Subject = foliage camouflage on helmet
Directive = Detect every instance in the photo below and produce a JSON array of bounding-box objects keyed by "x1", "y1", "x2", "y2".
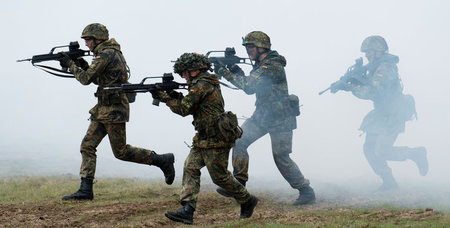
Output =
[
  {"x1": 360, "y1": 35, "x2": 388, "y2": 52},
  {"x1": 81, "y1": 23, "x2": 109, "y2": 40},
  {"x1": 173, "y1": 53, "x2": 212, "y2": 75},
  {"x1": 242, "y1": 31, "x2": 271, "y2": 49}
]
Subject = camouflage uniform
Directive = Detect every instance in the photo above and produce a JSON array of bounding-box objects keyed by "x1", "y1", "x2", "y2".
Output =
[
  {"x1": 221, "y1": 50, "x2": 310, "y2": 189},
  {"x1": 162, "y1": 72, "x2": 250, "y2": 209},
  {"x1": 67, "y1": 38, "x2": 156, "y2": 179},
  {"x1": 349, "y1": 52, "x2": 427, "y2": 185}
]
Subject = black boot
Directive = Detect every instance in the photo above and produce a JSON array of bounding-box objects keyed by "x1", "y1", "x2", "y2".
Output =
[
  {"x1": 151, "y1": 153, "x2": 175, "y2": 185},
  {"x1": 216, "y1": 178, "x2": 246, "y2": 198},
  {"x1": 62, "y1": 178, "x2": 94, "y2": 200},
  {"x1": 240, "y1": 195, "x2": 258, "y2": 219},
  {"x1": 165, "y1": 203, "x2": 195, "y2": 225},
  {"x1": 293, "y1": 185, "x2": 316, "y2": 205}
]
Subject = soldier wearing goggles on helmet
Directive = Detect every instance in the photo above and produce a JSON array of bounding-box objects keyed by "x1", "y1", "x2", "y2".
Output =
[{"x1": 215, "y1": 31, "x2": 316, "y2": 205}]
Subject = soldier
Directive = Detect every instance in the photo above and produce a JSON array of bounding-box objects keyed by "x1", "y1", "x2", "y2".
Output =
[
  {"x1": 329, "y1": 35, "x2": 428, "y2": 191},
  {"x1": 214, "y1": 31, "x2": 316, "y2": 205},
  {"x1": 153, "y1": 53, "x2": 258, "y2": 224},
  {"x1": 59, "y1": 23, "x2": 175, "y2": 200}
]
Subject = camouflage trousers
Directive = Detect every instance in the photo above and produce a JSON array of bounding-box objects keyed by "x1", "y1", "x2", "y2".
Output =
[
  {"x1": 180, "y1": 146, "x2": 250, "y2": 209},
  {"x1": 364, "y1": 131, "x2": 418, "y2": 177},
  {"x1": 79, "y1": 121, "x2": 155, "y2": 179},
  {"x1": 232, "y1": 118, "x2": 310, "y2": 189}
]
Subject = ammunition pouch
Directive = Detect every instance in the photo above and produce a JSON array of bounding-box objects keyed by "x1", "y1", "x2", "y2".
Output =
[
  {"x1": 262, "y1": 94, "x2": 301, "y2": 118},
  {"x1": 195, "y1": 111, "x2": 243, "y2": 143},
  {"x1": 288, "y1": 94, "x2": 301, "y2": 116},
  {"x1": 399, "y1": 94, "x2": 416, "y2": 121}
]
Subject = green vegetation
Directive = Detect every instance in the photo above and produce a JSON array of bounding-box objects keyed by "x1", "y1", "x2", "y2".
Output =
[{"x1": 0, "y1": 176, "x2": 448, "y2": 227}]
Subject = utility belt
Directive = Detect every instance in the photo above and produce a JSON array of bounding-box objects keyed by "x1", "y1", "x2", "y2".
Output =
[
  {"x1": 95, "y1": 87, "x2": 123, "y2": 105},
  {"x1": 194, "y1": 111, "x2": 243, "y2": 143}
]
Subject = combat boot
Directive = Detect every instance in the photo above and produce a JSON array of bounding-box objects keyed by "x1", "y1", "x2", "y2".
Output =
[
  {"x1": 410, "y1": 147, "x2": 428, "y2": 176},
  {"x1": 240, "y1": 195, "x2": 258, "y2": 219},
  {"x1": 165, "y1": 203, "x2": 195, "y2": 225},
  {"x1": 293, "y1": 185, "x2": 316, "y2": 205},
  {"x1": 151, "y1": 152, "x2": 175, "y2": 185},
  {"x1": 216, "y1": 178, "x2": 246, "y2": 198},
  {"x1": 62, "y1": 178, "x2": 94, "y2": 200},
  {"x1": 377, "y1": 173, "x2": 398, "y2": 191}
]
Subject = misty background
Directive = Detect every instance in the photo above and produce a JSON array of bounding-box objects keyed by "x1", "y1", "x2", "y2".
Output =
[{"x1": 1, "y1": 0, "x2": 449, "y2": 210}]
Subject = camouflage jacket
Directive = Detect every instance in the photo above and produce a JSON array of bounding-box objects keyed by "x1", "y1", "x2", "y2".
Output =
[
  {"x1": 350, "y1": 53, "x2": 416, "y2": 133},
  {"x1": 69, "y1": 38, "x2": 130, "y2": 123},
  {"x1": 165, "y1": 72, "x2": 235, "y2": 148},
  {"x1": 222, "y1": 50, "x2": 296, "y2": 132}
]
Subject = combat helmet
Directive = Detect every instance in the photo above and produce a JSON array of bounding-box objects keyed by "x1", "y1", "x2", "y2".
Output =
[
  {"x1": 173, "y1": 53, "x2": 212, "y2": 75},
  {"x1": 81, "y1": 23, "x2": 109, "y2": 40},
  {"x1": 361, "y1": 35, "x2": 388, "y2": 52},
  {"x1": 242, "y1": 31, "x2": 271, "y2": 49}
]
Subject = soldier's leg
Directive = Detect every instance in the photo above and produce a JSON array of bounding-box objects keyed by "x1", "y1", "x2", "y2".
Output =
[
  {"x1": 270, "y1": 131, "x2": 315, "y2": 205},
  {"x1": 179, "y1": 147, "x2": 205, "y2": 210},
  {"x1": 165, "y1": 147, "x2": 202, "y2": 224},
  {"x1": 376, "y1": 133, "x2": 428, "y2": 176},
  {"x1": 63, "y1": 121, "x2": 106, "y2": 200},
  {"x1": 232, "y1": 119, "x2": 267, "y2": 182},
  {"x1": 204, "y1": 147, "x2": 257, "y2": 218},
  {"x1": 80, "y1": 121, "x2": 108, "y2": 179},
  {"x1": 105, "y1": 122, "x2": 175, "y2": 184},
  {"x1": 364, "y1": 132, "x2": 398, "y2": 190},
  {"x1": 206, "y1": 147, "x2": 250, "y2": 203}
]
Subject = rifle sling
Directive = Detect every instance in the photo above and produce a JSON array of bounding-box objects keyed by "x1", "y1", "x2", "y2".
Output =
[
  {"x1": 33, "y1": 64, "x2": 75, "y2": 78},
  {"x1": 219, "y1": 81, "x2": 239, "y2": 90}
]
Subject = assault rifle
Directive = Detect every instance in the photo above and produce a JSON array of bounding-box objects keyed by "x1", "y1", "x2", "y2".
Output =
[
  {"x1": 17, "y1": 41, "x2": 91, "y2": 78},
  {"x1": 319, "y1": 57, "x2": 367, "y2": 95},
  {"x1": 206, "y1": 47, "x2": 252, "y2": 67},
  {"x1": 103, "y1": 73, "x2": 188, "y2": 106}
]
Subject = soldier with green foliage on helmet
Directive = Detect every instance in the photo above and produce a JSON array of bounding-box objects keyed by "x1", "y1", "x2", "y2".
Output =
[
  {"x1": 152, "y1": 53, "x2": 258, "y2": 225},
  {"x1": 329, "y1": 35, "x2": 428, "y2": 191},
  {"x1": 59, "y1": 23, "x2": 175, "y2": 201},
  {"x1": 214, "y1": 31, "x2": 316, "y2": 205}
]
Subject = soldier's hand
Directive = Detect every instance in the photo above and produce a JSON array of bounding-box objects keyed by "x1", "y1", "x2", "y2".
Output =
[
  {"x1": 75, "y1": 58, "x2": 89, "y2": 70},
  {"x1": 167, "y1": 90, "x2": 183, "y2": 99},
  {"x1": 228, "y1": 64, "x2": 244, "y2": 76},
  {"x1": 59, "y1": 53, "x2": 73, "y2": 69},
  {"x1": 151, "y1": 91, "x2": 171, "y2": 103},
  {"x1": 214, "y1": 65, "x2": 228, "y2": 77},
  {"x1": 330, "y1": 82, "x2": 340, "y2": 93}
]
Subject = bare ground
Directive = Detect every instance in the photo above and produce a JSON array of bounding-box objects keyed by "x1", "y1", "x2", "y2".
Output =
[{"x1": 0, "y1": 182, "x2": 447, "y2": 228}]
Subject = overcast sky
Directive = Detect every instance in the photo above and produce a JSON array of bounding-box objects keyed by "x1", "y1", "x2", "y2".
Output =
[{"x1": 1, "y1": 1, "x2": 449, "y2": 195}]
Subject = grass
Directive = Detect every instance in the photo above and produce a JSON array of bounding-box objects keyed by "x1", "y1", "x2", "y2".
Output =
[{"x1": 0, "y1": 176, "x2": 449, "y2": 227}]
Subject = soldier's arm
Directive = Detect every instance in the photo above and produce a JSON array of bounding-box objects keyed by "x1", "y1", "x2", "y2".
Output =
[
  {"x1": 165, "y1": 81, "x2": 209, "y2": 116},
  {"x1": 351, "y1": 62, "x2": 397, "y2": 99},
  {"x1": 69, "y1": 50, "x2": 112, "y2": 85},
  {"x1": 222, "y1": 62, "x2": 275, "y2": 95}
]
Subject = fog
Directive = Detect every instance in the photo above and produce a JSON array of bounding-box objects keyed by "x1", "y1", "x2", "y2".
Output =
[{"x1": 1, "y1": 0, "x2": 449, "y2": 211}]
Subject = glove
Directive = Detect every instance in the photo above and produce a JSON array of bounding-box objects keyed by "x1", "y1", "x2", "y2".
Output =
[
  {"x1": 74, "y1": 58, "x2": 89, "y2": 70},
  {"x1": 59, "y1": 52, "x2": 74, "y2": 69},
  {"x1": 151, "y1": 90, "x2": 171, "y2": 103},
  {"x1": 167, "y1": 90, "x2": 183, "y2": 99},
  {"x1": 228, "y1": 64, "x2": 244, "y2": 76}
]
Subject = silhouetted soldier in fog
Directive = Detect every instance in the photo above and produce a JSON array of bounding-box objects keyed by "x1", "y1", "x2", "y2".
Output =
[{"x1": 329, "y1": 35, "x2": 428, "y2": 191}]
